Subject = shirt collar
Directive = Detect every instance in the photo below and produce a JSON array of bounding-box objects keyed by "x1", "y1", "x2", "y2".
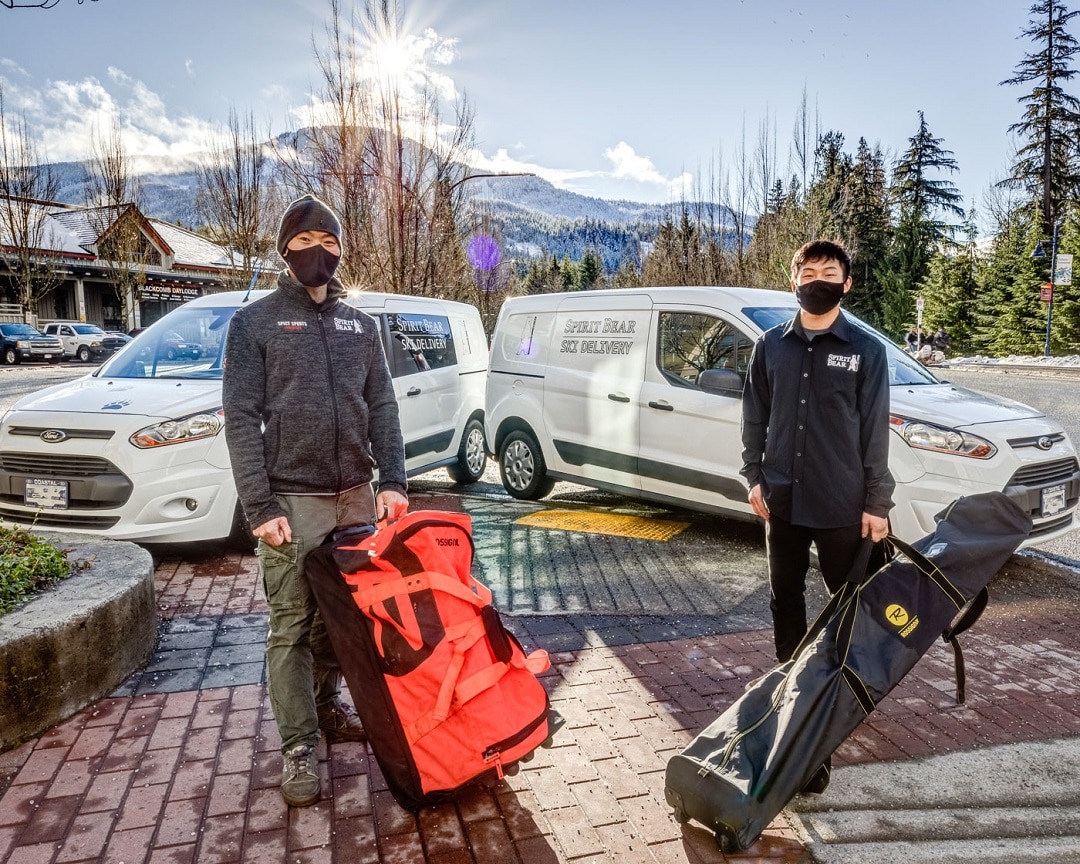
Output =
[
  {"x1": 782, "y1": 310, "x2": 852, "y2": 344},
  {"x1": 276, "y1": 269, "x2": 347, "y2": 309}
]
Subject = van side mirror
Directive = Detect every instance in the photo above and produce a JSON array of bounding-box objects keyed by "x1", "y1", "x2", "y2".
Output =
[{"x1": 698, "y1": 368, "x2": 744, "y2": 398}]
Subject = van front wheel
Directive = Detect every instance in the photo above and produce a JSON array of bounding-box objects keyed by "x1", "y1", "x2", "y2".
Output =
[{"x1": 499, "y1": 430, "x2": 555, "y2": 500}]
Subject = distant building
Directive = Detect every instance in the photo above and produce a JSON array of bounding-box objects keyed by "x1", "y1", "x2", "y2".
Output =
[{"x1": 0, "y1": 195, "x2": 274, "y2": 331}]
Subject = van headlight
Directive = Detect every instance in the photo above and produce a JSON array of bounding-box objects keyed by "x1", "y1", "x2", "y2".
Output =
[
  {"x1": 130, "y1": 408, "x2": 225, "y2": 448},
  {"x1": 889, "y1": 415, "x2": 996, "y2": 459}
]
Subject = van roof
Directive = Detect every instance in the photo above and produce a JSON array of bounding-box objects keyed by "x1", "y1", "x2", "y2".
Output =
[
  {"x1": 502, "y1": 285, "x2": 797, "y2": 309},
  {"x1": 183, "y1": 289, "x2": 480, "y2": 313}
]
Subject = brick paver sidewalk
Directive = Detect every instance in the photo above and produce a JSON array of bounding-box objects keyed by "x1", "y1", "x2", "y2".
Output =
[{"x1": 1, "y1": 515, "x2": 1077, "y2": 863}]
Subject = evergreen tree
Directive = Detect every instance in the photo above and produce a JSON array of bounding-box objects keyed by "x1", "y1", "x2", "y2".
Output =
[
  {"x1": 1000, "y1": 0, "x2": 1080, "y2": 229},
  {"x1": 878, "y1": 112, "x2": 964, "y2": 336},
  {"x1": 919, "y1": 213, "x2": 982, "y2": 354},
  {"x1": 840, "y1": 139, "x2": 892, "y2": 327},
  {"x1": 577, "y1": 248, "x2": 604, "y2": 290}
]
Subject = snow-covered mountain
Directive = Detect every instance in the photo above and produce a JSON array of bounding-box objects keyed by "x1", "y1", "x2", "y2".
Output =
[{"x1": 45, "y1": 143, "x2": 737, "y2": 269}]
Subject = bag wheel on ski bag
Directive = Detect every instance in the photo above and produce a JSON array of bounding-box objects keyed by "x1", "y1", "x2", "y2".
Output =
[
  {"x1": 306, "y1": 510, "x2": 559, "y2": 811},
  {"x1": 664, "y1": 491, "x2": 1031, "y2": 852}
]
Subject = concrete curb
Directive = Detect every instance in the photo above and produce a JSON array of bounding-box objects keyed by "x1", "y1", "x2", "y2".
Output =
[{"x1": 0, "y1": 535, "x2": 155, "y2": 752}]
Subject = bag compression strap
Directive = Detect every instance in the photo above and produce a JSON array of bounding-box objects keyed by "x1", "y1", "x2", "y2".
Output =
[{"x1": 884, "y1": 534, "x2": 989, "y2": 704}]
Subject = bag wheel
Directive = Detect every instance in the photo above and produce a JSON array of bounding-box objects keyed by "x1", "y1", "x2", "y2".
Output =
[
  {"x1": 503, "y1": 761, "x2": 521, "y2": 777},
  {"x1": 519, "y1": 750, "x2": 535, "y2": 763},
  {"x1": 672, "y1": 804, "x2": 688, "y2": 824}
]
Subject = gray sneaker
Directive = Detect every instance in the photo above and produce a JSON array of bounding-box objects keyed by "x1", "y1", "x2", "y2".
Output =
[{"x1": 281, "y1": 744, "x2": 320, "y2": 807}]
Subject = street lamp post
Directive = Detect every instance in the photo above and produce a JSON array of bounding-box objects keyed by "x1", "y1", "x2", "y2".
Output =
[{"x1": 1032, "y1": 221, "x2": 1059, "y2": 357}]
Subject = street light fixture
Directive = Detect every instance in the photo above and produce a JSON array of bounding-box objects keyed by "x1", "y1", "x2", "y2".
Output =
[{"x1": 1031, "y1": 221, "x2": 1059, "y2": 358}]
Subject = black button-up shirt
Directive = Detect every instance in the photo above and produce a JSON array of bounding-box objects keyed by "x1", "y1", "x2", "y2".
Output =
[{"x1": 740, "y1": 311, "x2": 895, "y2": 528}]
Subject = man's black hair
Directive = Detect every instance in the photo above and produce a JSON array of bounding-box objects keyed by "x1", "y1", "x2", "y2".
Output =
[{"x1": 792, "y1": 239, "x2": 851, "y2": 281}]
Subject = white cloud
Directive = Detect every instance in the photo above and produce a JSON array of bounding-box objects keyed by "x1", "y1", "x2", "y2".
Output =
[
  {"x1": 603, "y1": 141, "x2": 692, "y2": 197},
  {"x1": 0, "y1": 67, "x2": 216, "y2": 164},
  {"x1": 185, "y1": 59, "x2": 196, "y2": 79}
]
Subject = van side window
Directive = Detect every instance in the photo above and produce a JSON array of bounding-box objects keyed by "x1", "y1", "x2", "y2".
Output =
[
  {"x1": 386, "y1": 312, "x2": 457, "y2": 376},
  {"x1": 657, "y1": 312, "x2": 754, "y2": 388}
]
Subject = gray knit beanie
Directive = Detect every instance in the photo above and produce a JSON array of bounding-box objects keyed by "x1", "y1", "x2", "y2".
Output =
[{"x1": 276, "y1": 195, "x2": 343, "y2": 256}]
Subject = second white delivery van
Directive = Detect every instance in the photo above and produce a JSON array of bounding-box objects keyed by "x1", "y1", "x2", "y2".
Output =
[{"x1": 485, "y1": 286, "x2": 1079, "y2": 546}]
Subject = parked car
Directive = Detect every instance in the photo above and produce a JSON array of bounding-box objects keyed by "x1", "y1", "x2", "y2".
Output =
[
  {"x1": 106, "y1": 331, "x2": 133, "y2": 344},
  {"x1": 41, "y1": 322, "x2": 127, "y2": 362},
  {"x1": 485, "y1": 286, "x2": 1080, "y2": 548},
  {"x1": 155, "y1": 330, "x2": 202, "y2": 361},
  {"x1": 0, "y1": 290, "x2": 489, "y2": 545},
  {"x1": 0, "y1": 323, "x2": 63, "y2": 366}
]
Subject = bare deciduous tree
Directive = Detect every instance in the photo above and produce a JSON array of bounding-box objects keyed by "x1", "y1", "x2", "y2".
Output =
[
  {"x1": 84, "y1": 117, "x2": 148, "y2": 329},
  {"x1": 0, "y1": 84, "x2": 63, "y2": 317},
  {"x1": 196, "y1": 107, "x2": 279, "y2": 291},
  {"x1": 275, "y1": 0, "x2": 476, "y2": 298}
]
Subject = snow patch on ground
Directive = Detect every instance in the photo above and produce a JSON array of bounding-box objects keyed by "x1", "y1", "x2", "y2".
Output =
[{"x1": 946, "y1": 354, "x2": 1080, "y2": 367}]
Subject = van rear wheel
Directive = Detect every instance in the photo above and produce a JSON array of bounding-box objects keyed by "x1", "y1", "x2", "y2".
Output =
[
  {"x1": 447, "y1": 418, "x2": 487, "y2": 485},
  {"x1": 499, "y1": 430, "x2": 555, "y2": 500}
]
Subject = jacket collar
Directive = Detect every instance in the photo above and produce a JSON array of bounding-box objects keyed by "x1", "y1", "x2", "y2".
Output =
[{"x1": 276, "y1": 269, "x2": 347, "y2": 311}]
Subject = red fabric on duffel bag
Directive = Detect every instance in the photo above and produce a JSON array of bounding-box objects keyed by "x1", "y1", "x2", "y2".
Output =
[{"x1": 306, "y1": 510, "x2": 556, "y2": 810}]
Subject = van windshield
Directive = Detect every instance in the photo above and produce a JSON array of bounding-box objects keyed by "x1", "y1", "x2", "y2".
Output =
[
  {"x1": 97, "y1": 305, "x2": 238, "y2": 380},
  {"x1": 741, "y1": 304, "x2": 940, "y2": 387}
]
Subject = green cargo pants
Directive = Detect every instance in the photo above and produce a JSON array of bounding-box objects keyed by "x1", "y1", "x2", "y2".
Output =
[{"x1": 256, "y1": 485, "x2": 376, "y2": 752}]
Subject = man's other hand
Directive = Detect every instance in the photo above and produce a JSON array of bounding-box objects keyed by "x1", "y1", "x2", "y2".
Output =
[
  {"x1": 748, "y1": 484, "x2": 770, "y2": 521},
  {"x1": 862, "y1": 512, "x2": 889, "y2": 542},
  {"x1": 376, "y1": 489, "x2": 409, "y2": 521},
  {"x1": 254, "y1": 516, "x2": 292, "y2": 546}
]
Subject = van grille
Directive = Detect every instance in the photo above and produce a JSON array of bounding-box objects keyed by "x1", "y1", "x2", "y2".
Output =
[
  {"x1": 1008, "y1": 457, "x2": 1078, "y2": 487},
  {"x1": 0, "y1": 505, "x2": 120, "y2": 530},
  {"x1": 0, "y1": 453, "x2": 114, "y2": 477}
]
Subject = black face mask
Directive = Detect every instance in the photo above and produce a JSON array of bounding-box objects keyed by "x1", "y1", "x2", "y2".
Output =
[
  {"x1": 795, "y1": 279, "x2": 846, "y2": 316},
  {"x1": 286, "y1": 245, "x2": 340, "y2": 288}
]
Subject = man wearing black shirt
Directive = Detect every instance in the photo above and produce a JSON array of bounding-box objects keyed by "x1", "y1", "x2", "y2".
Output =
[{"x1": 741, "y1": 240, "x2": 895, "y2": 664}]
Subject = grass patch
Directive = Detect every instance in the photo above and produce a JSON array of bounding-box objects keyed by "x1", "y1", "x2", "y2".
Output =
[{"x1": 0, "y1": 524, "x2": 75, "y2": 616}]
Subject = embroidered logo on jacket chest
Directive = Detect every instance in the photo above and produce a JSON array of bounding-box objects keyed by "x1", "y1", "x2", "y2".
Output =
[
  {"x1": 277, "y1": 320, "x2": 308, "y2": 332},
  {"x1": 826, "y1": 352, "x2": 861, "y2": 372},
  {"x1": 334, "y1": 317, "x2": 363, "y2": 334}
]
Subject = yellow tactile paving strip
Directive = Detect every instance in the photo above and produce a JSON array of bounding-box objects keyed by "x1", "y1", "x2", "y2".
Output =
[{"x1": 514, "y1": 509, "x2": 690, "y2": 541}]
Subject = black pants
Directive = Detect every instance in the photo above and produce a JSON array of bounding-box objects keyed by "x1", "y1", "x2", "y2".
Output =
[{"x1": 765, "y1": 515, "x2": 881, "y2": 663}]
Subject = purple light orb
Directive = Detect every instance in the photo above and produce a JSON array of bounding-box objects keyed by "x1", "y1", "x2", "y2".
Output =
[{"x1": 467, "y1": 234, "x2": 500, "y2": 271}]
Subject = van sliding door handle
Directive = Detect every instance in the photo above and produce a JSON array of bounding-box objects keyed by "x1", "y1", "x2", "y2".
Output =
[
  {"x1": 407, "y1": 387, "x2": 422, "y2": 397},
  {"x1": 607, "y1": 393, "x2": 630, "y2": 403},
  {"x1": 648, "y1": 401, "x2": 674, "y2": 411}
]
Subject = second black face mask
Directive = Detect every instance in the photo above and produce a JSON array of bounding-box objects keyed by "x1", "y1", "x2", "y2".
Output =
[
  {"x1": 287, "y1": 245, "x2": 340, "y2": 287},
  {"x1": 795, "y1": 279, "x2": 846, "y2": 316}
]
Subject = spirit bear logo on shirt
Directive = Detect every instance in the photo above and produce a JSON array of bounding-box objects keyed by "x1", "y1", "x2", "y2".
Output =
[{"x1": 827, "y1": 352, "x2": 861, "y2": 372}]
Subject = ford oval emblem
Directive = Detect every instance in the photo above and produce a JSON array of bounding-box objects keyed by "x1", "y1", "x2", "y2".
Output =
[
  {"x1": 1037, "y1": 436, "x2": 1053, "y2": 451},
  {"x1": 40, "y1": 429, "x2": 67, "y2": 444}
]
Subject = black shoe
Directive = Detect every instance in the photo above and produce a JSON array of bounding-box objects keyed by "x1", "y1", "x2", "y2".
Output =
[
  {"x1": 800, "y1": 761, "x2": 831, "y2": 795},
  {"x1": 318, "y1": 698, "x2": 368, "y2": 743}
]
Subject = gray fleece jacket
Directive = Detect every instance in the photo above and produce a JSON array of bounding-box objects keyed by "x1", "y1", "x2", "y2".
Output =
[{"x1": 223, "y1": 272, "x2": 407, "y2": 529}]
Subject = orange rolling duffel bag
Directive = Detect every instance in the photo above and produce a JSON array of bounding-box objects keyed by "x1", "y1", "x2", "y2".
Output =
[{"x1": 306, "y1": 510, "x2": 559, "y2": 810}]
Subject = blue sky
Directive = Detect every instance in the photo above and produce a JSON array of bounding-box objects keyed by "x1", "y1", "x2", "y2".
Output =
[{"x1": 0, "y1": 0, "x2": 1046, "y2": 221}]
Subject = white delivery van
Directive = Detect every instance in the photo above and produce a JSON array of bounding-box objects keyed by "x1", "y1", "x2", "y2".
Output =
[
  {"x1": 0, "y1": 290, "x2": 488, "y2": 545},
  {"x1": 485, "y1": 286, "x2": 1080, "y2": 547}
]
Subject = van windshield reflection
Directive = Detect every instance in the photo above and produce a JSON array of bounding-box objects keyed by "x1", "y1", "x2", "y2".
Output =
[
  {"x1": 97, "y1": 306, "x2": 236, "y2": 380},
  {"x1": 741, "y1": 305, "x2": 940, "y2": 387}
]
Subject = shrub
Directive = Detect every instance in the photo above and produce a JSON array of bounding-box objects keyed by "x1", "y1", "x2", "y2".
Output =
[{"x1": 0, "y1": 523, "x2": 72, "y2": 616}]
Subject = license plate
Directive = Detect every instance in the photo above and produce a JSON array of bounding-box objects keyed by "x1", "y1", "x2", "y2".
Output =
[
  {"x1": 24, "y1": 478, "x2": 69, "y2": 510},
  {"x1": 43, "y1": 354, "x2": 52, "y2": 359},
  {"x1": 1041, "y1": 483, "x2": 1067, "y2": 518}
]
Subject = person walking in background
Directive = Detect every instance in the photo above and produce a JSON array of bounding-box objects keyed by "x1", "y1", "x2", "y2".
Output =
[
  {"x1": 932, "y1": 326, "x2": 951, "y2": 357},
  {"x1": 223, "y1": 194, "x2": 409, "y2": 807}
]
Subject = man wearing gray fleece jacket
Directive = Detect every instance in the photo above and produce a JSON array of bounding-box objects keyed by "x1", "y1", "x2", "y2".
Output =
[{"x1": 223, "y1": 195, "x2": 408, "y2": 807}]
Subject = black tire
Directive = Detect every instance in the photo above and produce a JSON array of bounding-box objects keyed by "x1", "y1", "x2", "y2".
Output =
[
  {"x1": 3, "y1": 346, "x2": 18, "y2": 366},
  {"x1": 446, "y1": 418, "x2": 487, "y2": 485},
  {"x1": 226, "y1": 501, "x2": 256, "y2": 552},
  {"x1": 76, "y1": 345, "x2": 91, "y2": 362},
  {"x1": 498, "y1": 429, "x2": 555, "y2": 500}
]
